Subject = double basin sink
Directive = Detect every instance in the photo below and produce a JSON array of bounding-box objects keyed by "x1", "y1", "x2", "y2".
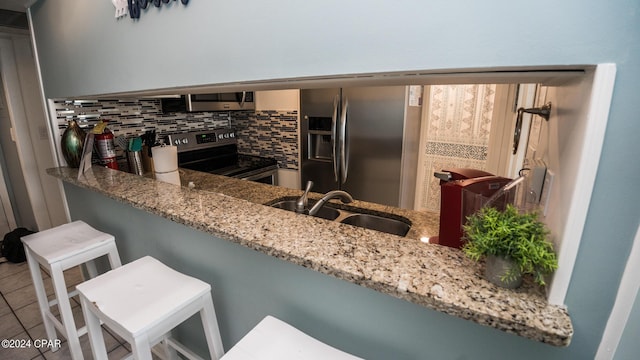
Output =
[{"x1": 266, "y1": 197, "x2": 411, "y2": 237}]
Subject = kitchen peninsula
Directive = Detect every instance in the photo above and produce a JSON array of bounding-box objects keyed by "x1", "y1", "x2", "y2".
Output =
[{"x1": 48, "y1": 166, "x2": 572, "y2": 359}]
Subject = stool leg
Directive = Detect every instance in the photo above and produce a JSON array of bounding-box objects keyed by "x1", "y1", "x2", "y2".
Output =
[
  {"x1": 160, "y1": 333, "x2": 179, "y2": 360},
  {"x1": 85, "y1": 260, "x2": 99, "y2": 278},
  {"x1": 200, "y1": 293, "x2": 224, "y2": 360},
  {"x1": 51, "y1": 263, "x2": 83, "y2": 360},
  {"x1": 85, "y1": 245, "x2": 122, "y2": 280},
  {"x1": 79, "y1": 295, "x2": 109, "y2": 360},
  {"x1": 24, "y1": 247, "x2": 59, "y2": 351},
  {"x1": 107, "y1": 245, "x2": 122, "y2": 269},
  {"x1": 132, "y1": 334, "x2": 154, "y2": 360}
]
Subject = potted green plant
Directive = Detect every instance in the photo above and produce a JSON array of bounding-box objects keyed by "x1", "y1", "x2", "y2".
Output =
[{"x1": 462, "y1": 204, "x2": 558, "y2": 288}]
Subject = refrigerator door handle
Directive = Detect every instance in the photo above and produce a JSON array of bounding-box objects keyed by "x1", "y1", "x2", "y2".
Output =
[
  {"x1": 340, "y1": 97, "x2": 349, "y2": 183},
  {"x1": 331, "y1": 95, "x2": 339, "y2": 182}
]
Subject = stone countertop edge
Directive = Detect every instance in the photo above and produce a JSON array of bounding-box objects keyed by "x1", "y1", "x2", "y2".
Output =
[{"x1": 47, "y1": 166, "x2": 573, "y2": 346}]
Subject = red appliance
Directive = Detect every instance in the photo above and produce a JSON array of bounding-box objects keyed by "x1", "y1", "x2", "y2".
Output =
[
  {"x1": 432, "y1": 168, "x2": 512, "y2": 249},
  {"x1": 94, "y1": 129, "x2": 118, "y2": 170}
]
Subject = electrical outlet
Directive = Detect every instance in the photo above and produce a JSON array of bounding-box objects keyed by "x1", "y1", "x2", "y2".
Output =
[
  {"x1": 529, "y1": 159, "x2": 547, "y2": 202},
  {"x1": 38, "y1": 125, "x2": 49, "y2": 140},
  {"x1": 541, "y1": 169, "x2": 555, "y2": 217}
]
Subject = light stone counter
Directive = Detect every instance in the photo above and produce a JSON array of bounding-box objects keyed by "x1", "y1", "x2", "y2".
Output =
[{"x1": 48, "y1": 166, "x2": 573, "y2": 346}]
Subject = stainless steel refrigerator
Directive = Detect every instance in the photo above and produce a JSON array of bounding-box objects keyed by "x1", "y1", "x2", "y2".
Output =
[{"x1": 300, "y1": 86, "x2": 419, "y2": 207}]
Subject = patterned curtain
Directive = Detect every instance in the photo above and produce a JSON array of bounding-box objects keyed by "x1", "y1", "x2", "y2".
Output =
[{"x1": 417, "y1": 84, "x2": 496, "y2": 211}]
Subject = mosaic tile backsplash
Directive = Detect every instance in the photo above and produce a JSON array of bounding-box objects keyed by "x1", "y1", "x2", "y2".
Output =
[
  {"x1": 53, "y1": 99, "x2": 299, "y2": 170},
  {"x1": 233, "y1": 110, "x2": 299, "y2": 169}
]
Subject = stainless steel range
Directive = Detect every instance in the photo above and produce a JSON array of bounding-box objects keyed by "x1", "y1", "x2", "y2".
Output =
[{"x1": 166, "y1": 129, "x2": 278, "y2": 185}]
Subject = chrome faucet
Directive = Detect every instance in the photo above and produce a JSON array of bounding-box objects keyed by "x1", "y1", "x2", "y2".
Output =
[
  {"x1": 308, "y1": 190, "x2": 353, "y2": 216},
  {"x1": 295, "y1": 181, "x2": 314, "y2": 214}
]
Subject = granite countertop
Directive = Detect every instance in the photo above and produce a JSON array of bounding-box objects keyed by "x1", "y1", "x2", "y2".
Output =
[
  {"x1": 48, "y1": 166, "x2": 573, "y2": 346},
  {"x1": 178, "y1": 168, "x2": 439, "y2": 241}
]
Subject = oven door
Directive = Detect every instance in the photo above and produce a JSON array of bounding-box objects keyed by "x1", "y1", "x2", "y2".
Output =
[{"x1": 177, "y1": 146, "x2": 238, "y2": 173}]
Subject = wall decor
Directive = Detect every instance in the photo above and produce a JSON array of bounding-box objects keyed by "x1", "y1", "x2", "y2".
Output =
[
  {"x1": 112, "y1": 0, "x2": 128, "y2": 18},
  {"x1": 112, "y1": 0, "x2": 189, "y2": 20}
]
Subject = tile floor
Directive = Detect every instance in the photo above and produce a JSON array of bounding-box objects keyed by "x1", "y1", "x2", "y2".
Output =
[{"x1": 0, "y1": 258, "x2": 132, "y2": 359}]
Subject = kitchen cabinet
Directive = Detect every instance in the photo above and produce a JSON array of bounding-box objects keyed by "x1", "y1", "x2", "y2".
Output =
[{"x1": 255, "y1": 89, "x2": 299, "y2": 111}]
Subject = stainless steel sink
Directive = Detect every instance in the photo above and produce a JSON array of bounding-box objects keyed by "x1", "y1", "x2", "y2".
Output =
[
  {"x1": 266, "y1": 197, "x2": 411, "y2": 236},
  {"x1": 340, "y1": 214, "x2": 411, "y2": 237},
  {"x1": 269, "y1": 200, "x2": 340, "y2": 221}
]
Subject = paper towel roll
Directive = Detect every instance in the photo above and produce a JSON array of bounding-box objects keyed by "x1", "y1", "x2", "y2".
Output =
[
  {"x1": 155, "y1": 170, "x2": 181, "y2": 185},
  {"x1": 151, "y1": 145, "x2": 178, "y2": 173}
]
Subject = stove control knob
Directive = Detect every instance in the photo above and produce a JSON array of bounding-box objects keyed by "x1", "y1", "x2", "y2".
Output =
[
  {"x1": 174, "y1": 139, "x2": 181, "y2": 146},
  {"x1": 181, "y1": 138, "x2": 189, "y2": 144}
]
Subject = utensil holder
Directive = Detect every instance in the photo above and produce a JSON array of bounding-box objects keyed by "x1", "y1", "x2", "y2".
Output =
[
  {"x1": 141, "y1": 145, "x2": 155, "y2": 174},
  {"x1": 127, "y1": 150, "x2": 144, "y2": 175}
]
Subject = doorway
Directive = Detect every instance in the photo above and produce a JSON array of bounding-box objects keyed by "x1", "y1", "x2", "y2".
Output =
[
  {"x1": 0, "y1": 146, "x2": 16, "y2": 236},
  {"x1": 413, "y1": 83, "x2": 536, "y2": 212},
  {"x1": 0, "y1": 84, "x2": 18, "y2": 237},
  {"x1": 0, "y1": 32, "x2": 68, "y2": 232}
]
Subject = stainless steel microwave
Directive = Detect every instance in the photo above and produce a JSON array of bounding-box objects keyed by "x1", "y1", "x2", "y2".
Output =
[{"x1": 161, "y1": 91, "x2": 255, "y2": 112}]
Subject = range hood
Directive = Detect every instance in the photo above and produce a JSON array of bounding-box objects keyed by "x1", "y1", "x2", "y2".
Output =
[{"x1": 161, "y1": 91, "x2": 255, "y2": 112}]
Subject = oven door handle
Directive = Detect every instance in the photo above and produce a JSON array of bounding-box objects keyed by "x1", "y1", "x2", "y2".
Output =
[{"x1": 239, "y1": 169, "x2": 278, "y2": 185}]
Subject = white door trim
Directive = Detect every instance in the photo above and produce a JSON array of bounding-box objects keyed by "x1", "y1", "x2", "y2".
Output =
[
  {"x1": 484, "y1": 84, "x2": 515, "y2": 176},
  {"x1": 413, "y1": 86, "x2": 431, "y2": 211},
  {"x1": 0, "y1": 149, "x2": 17, "y2": 231},
  {"x1": 0, "y1": 36, "x2": 51, "y2": 230},
  {"x1": 547, "y1": 63, "x2": 617, "y2": 304},
  {"x1": 595, "y1": 223, "x2": 640, "y2": 359}
]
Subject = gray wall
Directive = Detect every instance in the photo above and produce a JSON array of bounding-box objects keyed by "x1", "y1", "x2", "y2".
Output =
[
  {"x1": 30, "y1": 1, "x2": 640, "y2": 358},
  {"x1": 615, "y1": 290, "x2": 640, "y2": 359}
]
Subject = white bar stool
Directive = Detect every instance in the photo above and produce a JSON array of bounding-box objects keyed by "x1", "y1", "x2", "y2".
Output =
[
  {"x1": 220, "y1": 315, "x2": 364, "y2": 360},
  {"x1": 77, "y1": 256, "x2": 224, "y2": 360},
  {"x1": 77, "y1": 256, "x2": 362, "y2": 360},
  {"x1": 21, "y1": 220, "x2": 122, "y2": 360}
]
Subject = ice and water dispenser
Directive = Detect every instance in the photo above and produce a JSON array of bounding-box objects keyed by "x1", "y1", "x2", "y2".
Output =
[
  {"x1": 307, "y1": 117, "x2": 333, "y2": 161},
  {"x1": 432, "y1": 168, "x2": 515, "y2": 249}
]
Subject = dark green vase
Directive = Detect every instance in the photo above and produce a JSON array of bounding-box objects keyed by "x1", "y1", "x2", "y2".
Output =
[{"x1": 60, "y1": 120, "x2": 86, "y2": 168}]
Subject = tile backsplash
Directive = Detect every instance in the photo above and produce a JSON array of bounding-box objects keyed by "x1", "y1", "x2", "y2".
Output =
[
  {"x1": 53, "y1": 99, "x2": 299, "y2": 170},
  {"x1": 233, "y1": 110, "x2": 299, "y2": 169}
]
